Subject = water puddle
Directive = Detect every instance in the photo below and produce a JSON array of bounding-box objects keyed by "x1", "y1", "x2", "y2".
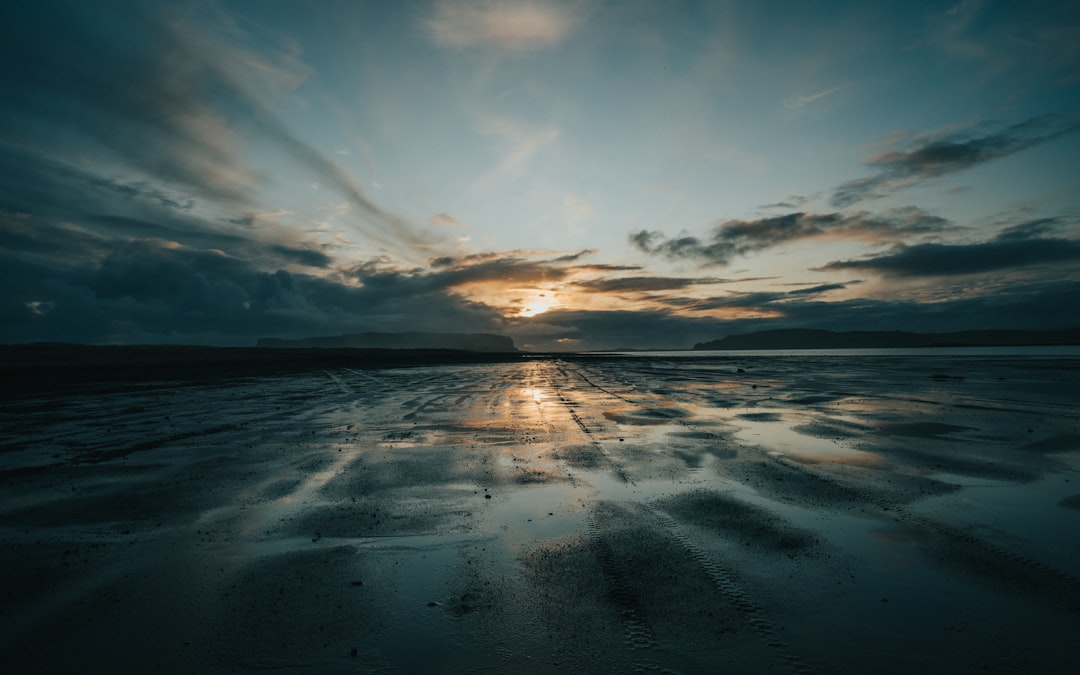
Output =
[
  {"x1": 478, "y1": 481, "x2": 586, "y2": 549},
  {"x1": 733, "y1": 410, "x2": 886, "y2": 467},
  {"x1": 909, "y1": 472, "x2": 1080, "y2": 575}
]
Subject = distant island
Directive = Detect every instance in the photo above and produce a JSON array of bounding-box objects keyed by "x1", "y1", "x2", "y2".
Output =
[
  {"x1": 258, "y1": 331, "x2": 519, "y2": 353},
  {"x1": 693, "y1": 328, "x2": 1080, "y2": 351}
]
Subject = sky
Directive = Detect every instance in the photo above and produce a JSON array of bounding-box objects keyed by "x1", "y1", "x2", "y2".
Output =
[{"x1": 2, "y1": 0, "x2": 1079, "y2": 351}]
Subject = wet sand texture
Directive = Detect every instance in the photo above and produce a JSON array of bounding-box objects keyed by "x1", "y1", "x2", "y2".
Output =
[{"x1": 1, "y1": 353, "x2": 1079, "y2": 673}]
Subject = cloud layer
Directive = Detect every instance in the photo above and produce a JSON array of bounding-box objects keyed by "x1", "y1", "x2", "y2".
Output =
[
  {"x1": 425, "y1": 0, "x2": 581, "y2": 50},
  {"x1": 0, "y1": 1, "x2": 427, "y2": 256},
  {"x1": 820, "y1": 222, "x2": 1080, "y2": 277},
  {"x1": 630, "y1": 208, "x2": 954, "y2": 266},
  {"x1": 832, "y1": 116, "x2": 1080, "y2": 207},
  {"x1": 2, "y1": 3, "x2": 1077, "y2": 351}
]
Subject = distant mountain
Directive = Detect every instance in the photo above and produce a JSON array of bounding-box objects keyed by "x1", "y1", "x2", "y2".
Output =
[
  {"x1": 693, "y1": 328, "x2": 1080, "y2": 350},
  {"x1": 257, "y1": 331, "x2": 518, "y2": 353}
]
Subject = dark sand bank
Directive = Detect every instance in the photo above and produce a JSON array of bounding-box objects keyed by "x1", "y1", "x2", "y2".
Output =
[{"x1": 1, "y1": 353, "x2": 1079, "y2": 672}]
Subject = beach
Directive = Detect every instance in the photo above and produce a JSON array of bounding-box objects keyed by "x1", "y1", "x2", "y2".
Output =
[{"x1": 2, "y1": 351, "x2": 1078, "y2": 673}]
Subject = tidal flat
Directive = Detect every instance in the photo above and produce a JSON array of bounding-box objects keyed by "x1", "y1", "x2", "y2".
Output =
[{"x1": 1, "y1": 352, "x2": 1079, "y2": 673}]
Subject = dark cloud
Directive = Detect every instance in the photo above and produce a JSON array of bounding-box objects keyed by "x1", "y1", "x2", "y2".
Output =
[
  {"x1": 786, "y1": 283, "x2": 851, "y2": 296},
  {"x1": 832, "y1": 116, "x2": 1080, "y2": 207},
  {"x1": 819, "y1": 236, "x2": 1080, "y2": 277},
  {"x1": 649, "y1": 282, "x2": 850, "y2": 312},
  {"x1": 568, "y1": 263, "x2": 644, "y2": 273},
  {"x1": 551, "y1": 249, "x2": 598, "y2": 263},
  {"x1": 572, "y1": 276, "x2": 735, "y2": 293},
  {"x1": 630, "y1": 208, "x2": 953, "y2": 266},
  {"x1": 628, "y1": 230, "x2": 660, "y2": 252},
  {"x1": 85, "y1": 215, "x2": 333, "y2": 269},
  {"x1": 87, "y1": 177, "x2": 195, "y2": 212},
  {"x1": 0, "y1": 1, "x2": 426, "y2": 255},
  {"x1": 4, "y1": 208, "x2": 1076, "y2": 349},
  {"x1": 0, "y1": 145, "x2": 334, "y2": 272},
  {"x1": 0, "y1": 147, "x2": 500, "y2": 346},
  {"x1": 0, "y1": 4, "x2": 255, "y2": 205},
  {"x1": 429, "y1": 252, "x2": 502, "y2": 268},
  {"x1": 0, "y1": 210, "x2": 109, "y2": 265},
  {"x1": 431, "y1": 248, "x2": 600, "y2": 270},
  {"x1": 359, "y1": 256, "x2": 568, "y2": 294},
  {"x1": 759, "y1": 194, "x2": 810, "y2": 210},
  {"x1": 0, "y1": 237, "x2": 506, "y2": 346},
  {"x1": 995, "y1": 217, "x2": 1063, "y2": 241}
]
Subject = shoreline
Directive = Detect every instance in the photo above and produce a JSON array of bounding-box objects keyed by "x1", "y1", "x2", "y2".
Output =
[{"x1": 4, "y1": 343, "x2": 1079, "y2": 395}]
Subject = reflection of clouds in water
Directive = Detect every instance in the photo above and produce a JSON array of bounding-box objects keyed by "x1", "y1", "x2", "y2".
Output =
[
  {"x1": 602, "y1": 407, "x2": 691, "y2": 426},
  {"x1": 733, "y1": 409, "x2": 888, "y2": 467}
]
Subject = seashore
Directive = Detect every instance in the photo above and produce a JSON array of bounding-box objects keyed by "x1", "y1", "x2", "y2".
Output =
[{"x1": 1, "y1": 349, "x2": 1079, "y2": 673}]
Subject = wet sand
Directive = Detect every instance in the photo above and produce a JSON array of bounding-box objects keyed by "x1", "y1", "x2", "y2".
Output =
[{"x1": 1, "y1": 353, "x2": 1079, "y2": 673}]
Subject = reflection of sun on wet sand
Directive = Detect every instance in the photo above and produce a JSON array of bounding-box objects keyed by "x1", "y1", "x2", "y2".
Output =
[{"x1": 1, "y1": 348, "x2": 1079, "y2": 673}]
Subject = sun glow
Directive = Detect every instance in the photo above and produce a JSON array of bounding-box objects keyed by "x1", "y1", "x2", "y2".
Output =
[{"x1": 518, "y1": 292, "x2": 558, "y2": 317}]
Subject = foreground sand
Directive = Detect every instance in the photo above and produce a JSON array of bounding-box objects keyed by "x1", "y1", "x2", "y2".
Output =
[{"x1": 1, "y1": 353, "x2": 1079, "y2": 673}]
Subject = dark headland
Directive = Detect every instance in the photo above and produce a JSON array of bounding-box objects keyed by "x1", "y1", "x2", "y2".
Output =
[
  {"x1": 258, "y1": 331, "x2": 519, "y2": 353},
  {"x1": 694, "y1": 327, "x2": 1080, "y2": 350}
]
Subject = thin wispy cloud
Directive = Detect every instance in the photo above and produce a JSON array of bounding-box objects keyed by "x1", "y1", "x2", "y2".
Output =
[
  {"x1": 784, "y1": 85, "x2": 843, "y2": 110},
  {"x1": 469, "y1": 115, "x2": 561, "y2": 192},
  {"x1": 832, "y1": 115, "x2": 1080, "y2": 207},
  {"x1": 571, "y1": 276, "x2": 734, "y2": 293},
  {"x1": 759, "y1": 194, "x2": 810, "y2": 210},
  {"x1": 425, "y1": 0, "x2": 582, "y2": 50},
  {"x1": 631, "y1": 208, "x2": 956, "y2": 266},
  {"x1": 564, "y1": 194, "x2": 594, "y2": 222},
  {"x1": 431, "y1": 213, "x2": 464, "y2": 227},
  {"x1": 0, "y1": 3, "x2": 430, "y2": 259}
]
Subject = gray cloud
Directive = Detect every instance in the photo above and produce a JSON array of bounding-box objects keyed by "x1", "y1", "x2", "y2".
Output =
[
  {"x1": 759, "y1": 194, "x2": 810, "y2": 210},
  {"x1": 429, "y1": 248, "x2": 607, "y2": 273},
  {"x1": 5, "y1": 207, "x2": 1076, "y2": 349},
  {"x1": 649, "y1": 282, "x2": 850, "y2": 312},
  {"x1": 819, "y1": 235, "x2": 1080, "y2": 278},
  {"x1": 0, "y1": 1, "x2": 426, "y2": 256},
  {"x1": 572, "y1": 276, "x2": 735, "y2": 293},
  {"x1": 995, "y1": 217, "x2": 1064, "y2": 241},
  {"x1": 0, "y1": 145, "x2": 333, "y2": 272},
  {"x1": 551, "y1": 249, "x2": 599, "y2": 263},
  {"x1": 0, "y1": 236, "x2": 506, "y2": 346},
  {"x1": 832, "y1": 116, "x2": 1080, "y2": 207},
  {"x1": 786, "y1": 282, "x2": 851, "y2": 296},
  {"x1": 568, "y1": 263, "x2": 645, "y2": 273},
  {"x1": 0, "y1": 4, "x2": 256, "y2": 205},
  {"x1": 630, "y1": 208, "x2": 954, "y2": 266},
  {"x1": 358, "y1": 256, "x2": 569, "y2": 295}
]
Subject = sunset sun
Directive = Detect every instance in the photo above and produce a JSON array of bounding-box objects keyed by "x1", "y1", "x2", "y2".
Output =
[{"x1": 518, "y1": 292, "x2": 558, "y2": 317}]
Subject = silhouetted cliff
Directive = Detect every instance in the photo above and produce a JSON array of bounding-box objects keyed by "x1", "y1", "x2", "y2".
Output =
[{"x1": 257, "y1": 331, "x2": 518, "y2": 352}]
